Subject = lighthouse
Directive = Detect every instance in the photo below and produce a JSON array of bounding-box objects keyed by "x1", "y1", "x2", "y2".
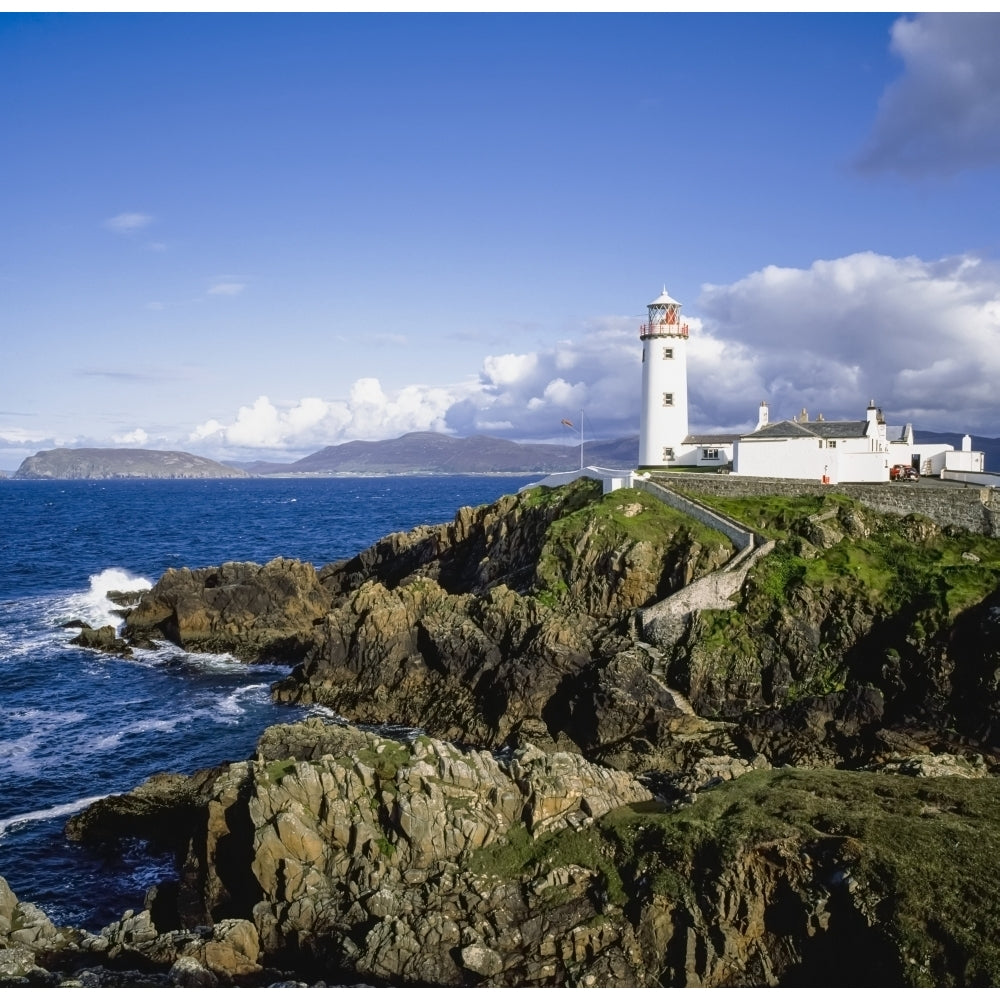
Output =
[{"x1": 638, "y1": 287, "x2": 689, "y2": 468}]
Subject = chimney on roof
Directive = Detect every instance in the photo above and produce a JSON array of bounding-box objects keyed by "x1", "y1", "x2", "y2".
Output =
[
  {"x1": 756, "y1": 400, "x2": 769, "y2": 430},
  {"x1": 865, "y1": 400, "x2": 880, "y2": 440}
]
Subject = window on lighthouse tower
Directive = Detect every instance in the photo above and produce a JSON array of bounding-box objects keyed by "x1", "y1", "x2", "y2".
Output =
[
  {"x1": 662, "y1": 347, "x2": 673, "y2": 360},
  {"x1": 662, "y1": 392, "x2": 674, "y2": 406}
]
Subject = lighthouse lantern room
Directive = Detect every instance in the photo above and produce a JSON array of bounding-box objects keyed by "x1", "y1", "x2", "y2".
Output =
[{"x1": 638, "y1": 287, "x2": 690, "y2": 469}]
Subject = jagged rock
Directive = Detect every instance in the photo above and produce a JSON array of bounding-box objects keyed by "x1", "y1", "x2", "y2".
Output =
[
  {"x1": 0, "y1": 945, "x2": 39, "y2": 981},
  {"x1": 121, "y1": 481, "x2": 735, "y2": 758},
  {"x1": 873, "y1": 752, "x2": 991, "y2": 779},
  {"x1": 168, "y1": 955, "x2": 218, "y2": 987},
  {"x1": 70, "y1": 721, "x2": 653, "y2": 985},
  {"x1": 66, "y1": 768, "x2": 224, "y2": 843},
  {"x1": 106, "y1": 588, "x2": 149, "y2": 607},
  {"x1": 69, "y1": 625, "x2": 132, "y2": 657},
  {"x1": 0, "y1": 877, "x2": 64, "y2": 953},
  {"x1": 123, "y1": 558, "x2": 332, "y2": 663}
]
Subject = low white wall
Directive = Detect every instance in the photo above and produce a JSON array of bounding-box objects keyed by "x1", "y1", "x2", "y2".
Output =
[{"x1": 941, "y1": 469, "x2": 1000, "y2": 488}]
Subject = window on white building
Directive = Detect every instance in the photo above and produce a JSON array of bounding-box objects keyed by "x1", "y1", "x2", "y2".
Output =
[
  {"x1": 702, "y1": 448, "x2": 719, "y2": 460},
  {"x1": 828, "y1": 440, "x2": 837, "y2": 448},
  {"x1": 662, "y1": 447, "x2": 675, "y2": 461},
  {"x1": 662, "y1": 347, "x2": 673, "y2": 360},
  {"x1": 662, "y1": 393, "x2": 673, "y2": 406}
]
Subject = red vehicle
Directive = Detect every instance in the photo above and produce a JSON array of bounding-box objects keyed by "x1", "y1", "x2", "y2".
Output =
[{"x1": 890, "y1": 464, "x2": 919, "y2": 482}]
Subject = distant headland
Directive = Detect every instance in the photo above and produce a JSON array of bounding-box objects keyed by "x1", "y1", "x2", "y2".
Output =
[{"x1": 12, "y1": 448, "x2": 247, "y2": 480}]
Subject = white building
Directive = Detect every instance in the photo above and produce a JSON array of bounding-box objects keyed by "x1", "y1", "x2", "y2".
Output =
[{"x1": 636, "y1": 286, "x2": 985, "y2": 484}]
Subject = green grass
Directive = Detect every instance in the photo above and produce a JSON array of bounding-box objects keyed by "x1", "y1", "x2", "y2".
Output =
[
  {"x1": 470, "y1": 768, "x2": 1000, "y2": 986},
  {"x1": 703, "y1": 496, "x2": 1000, "y2": 623},
  {"x1": 467, "y1": 822, "x2": 626, "y2": 905},
  {"x1": 533, "y1": 486, "x2": 734, "y2": 601},
  {"x1": 264, "y1": 759, "x2": 297, "y2": 782}
]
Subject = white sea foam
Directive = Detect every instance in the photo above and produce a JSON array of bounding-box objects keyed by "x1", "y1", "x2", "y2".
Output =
[
  {"x1": 215, "y1": 683, "x2": 270, "y2": 719},
  {"x1": 92, "y1": 717, "x2": 180, "y2": 751},
  {"x1": 133, "y1": 643, "x2": 276, "y2": 676},
  {"x1": 52, "y1": 567, "x2": 154, "y2": 630},
  {"x1": 0, "y1": 795, "x2": 106, "y2": 840},
  {"x1": 1, "y1": 709, "x2": 88, "y2": 776},
  {"x1": 307, "y1": 704, "x2": 350, "y2": 724}
]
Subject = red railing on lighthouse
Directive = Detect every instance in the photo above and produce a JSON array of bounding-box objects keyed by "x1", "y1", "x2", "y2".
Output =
[{"x1": 640, "y1": 322, "x2": 689, "y2": 338}]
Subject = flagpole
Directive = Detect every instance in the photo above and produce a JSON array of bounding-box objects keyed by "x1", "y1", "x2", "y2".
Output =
[{"x1": 579, "y1": 409, "x2": 584, "y2": 470}]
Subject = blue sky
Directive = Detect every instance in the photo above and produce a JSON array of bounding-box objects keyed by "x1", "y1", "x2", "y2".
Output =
[{"x1": 3, "y1": 13, "x2": 1000, "y2": 467}]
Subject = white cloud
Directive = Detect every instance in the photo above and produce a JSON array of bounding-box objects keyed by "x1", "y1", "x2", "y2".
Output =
[
  {"x1": 207, "y1": 282, "x2": 246, "y2": 296},
  {"x1": 113, "y1": 428, "x2": 149, "y2": 446},
  {"x1": 696, "y1": 251, "x2": 1000, "y2": 433},
  {"x1": 105, "y1": 212, "x2": 153, "y2": 234},
  {"x1": 190, "y1": 383, "x2": 458, "y2": 453},
  {"x1": 185, "y1": 251, "x2": 1000, "y2": 458},
  {"x1": 482, "y1": 352, "x2": 539, "y2": 386},
  {"x1": 858, "y1": 13, "x2": 1000, "y2": 176}
]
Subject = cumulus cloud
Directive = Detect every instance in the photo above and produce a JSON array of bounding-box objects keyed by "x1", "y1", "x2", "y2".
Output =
[
  {"x1": 186, "y1": 252, "x2": 1000, "y2": 457},
  {"x1": 190, "y1": 382, "x2": 459, "y2": 453},
  {"x1": 207, "y1": 282, "x2": 246, "y2": 296},
  {"x1": 696, "y1": 251, "x2": 1000, "y2": 434},
  {"x1": 857, "y1": 13, "x2": 1000, "y2": 176},
  {"x1": 105, "y1": 212, "x2": 153, "y2": 234},
  {"x1": 113, "y1": 428, "x2": 149, "y2": 445}
]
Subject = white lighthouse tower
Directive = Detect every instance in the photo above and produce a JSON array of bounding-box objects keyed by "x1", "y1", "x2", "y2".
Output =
[{"x1": 638, "y1": 286, "x2": 689, "y2": 469}]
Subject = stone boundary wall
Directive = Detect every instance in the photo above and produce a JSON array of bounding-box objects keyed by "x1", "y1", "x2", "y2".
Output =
[
  {"x1": 649, "y1": 473, "x2": 1000, "y2": 538},
  {"x1": 632, "y1": 478, "x2": 755, "y2": 550},
  {"x1": 637, "y1": 539, "x2": 775, "y2": 647}
]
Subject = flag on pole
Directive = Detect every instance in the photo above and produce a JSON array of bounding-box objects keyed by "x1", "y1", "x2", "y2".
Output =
[{"x1": 561, "y1": 419, "x2": 574, "y2": 429}]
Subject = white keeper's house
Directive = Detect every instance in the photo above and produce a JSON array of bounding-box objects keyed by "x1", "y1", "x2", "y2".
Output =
[{"x1": 637, "y1": 286, "x2": 985, "y2": 485}]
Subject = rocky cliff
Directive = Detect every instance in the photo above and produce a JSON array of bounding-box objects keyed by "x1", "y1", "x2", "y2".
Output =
[
  {"x1": 9, "y1": 478, "x2": 1000, "y2": 986},
  {"x1": 8, "y1": 719, "x2": 1000, "y2": 987},
  {"x1": 123, "y1": 479, "x2": 736, "y2": 762}
]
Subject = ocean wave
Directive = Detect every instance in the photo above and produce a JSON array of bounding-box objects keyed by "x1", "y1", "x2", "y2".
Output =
[
  {"x1": 134, "y1": 644, "x2": 279, "y2": 676},
  {"x1": 0, "y1": 708, "x2": 89, "y2": 776},
  {"x1": 215, "y1": 683, "x2": 271, "y2": 719},
  {"x1": 0, "y1": 794, "x2": 107, "y2": 841},
  {"x1": 91, "y1": 717, "x2": 181, "y2": 751},
  {"x1": 51, "y1": 567, "x2": 154, "y2": 630}
]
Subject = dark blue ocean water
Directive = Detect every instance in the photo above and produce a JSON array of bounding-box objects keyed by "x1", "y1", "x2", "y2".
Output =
[{"x1": 0, "y1": 475, "x2": 534, "y2": 929}]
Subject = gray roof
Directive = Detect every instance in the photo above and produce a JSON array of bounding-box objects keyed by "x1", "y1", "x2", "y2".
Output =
[
  {"x1": 683, "y1": 433, "x2": 739, "y2": 445},
  {"x1": 740, "y1": 419, "x2": 869, "y2": 441}
]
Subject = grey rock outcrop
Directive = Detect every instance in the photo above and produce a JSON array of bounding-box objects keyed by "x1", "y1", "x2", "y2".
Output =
[
  {"x1": 67, "y1": 722, "x2": 654, "y2": 986},
  {"x1": 123, "y1": 480, "x2": 735, "y2": 762}
]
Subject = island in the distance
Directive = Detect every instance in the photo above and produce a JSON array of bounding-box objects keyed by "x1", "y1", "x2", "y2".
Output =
[{"x1": 12, "y1": 448, "x2": 248, "y2": 480}]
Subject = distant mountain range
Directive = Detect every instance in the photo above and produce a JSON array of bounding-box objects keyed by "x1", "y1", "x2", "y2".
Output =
[
  {"x1": 235, "y1": 432, "x2": 640, "y2": 476},
  {"x1": 6, "y1": 430, "x2": 999, "y2": 480}
]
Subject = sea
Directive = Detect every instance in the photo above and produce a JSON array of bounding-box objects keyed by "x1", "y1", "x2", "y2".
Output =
[{"x1": 0, "y1": 475, "x2": 535, "y2": 930}]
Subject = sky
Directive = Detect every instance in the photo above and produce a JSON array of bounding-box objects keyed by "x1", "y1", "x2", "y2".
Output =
[{"x1": 2, "y1": 12, "x2": 1000, "y2": 468}]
